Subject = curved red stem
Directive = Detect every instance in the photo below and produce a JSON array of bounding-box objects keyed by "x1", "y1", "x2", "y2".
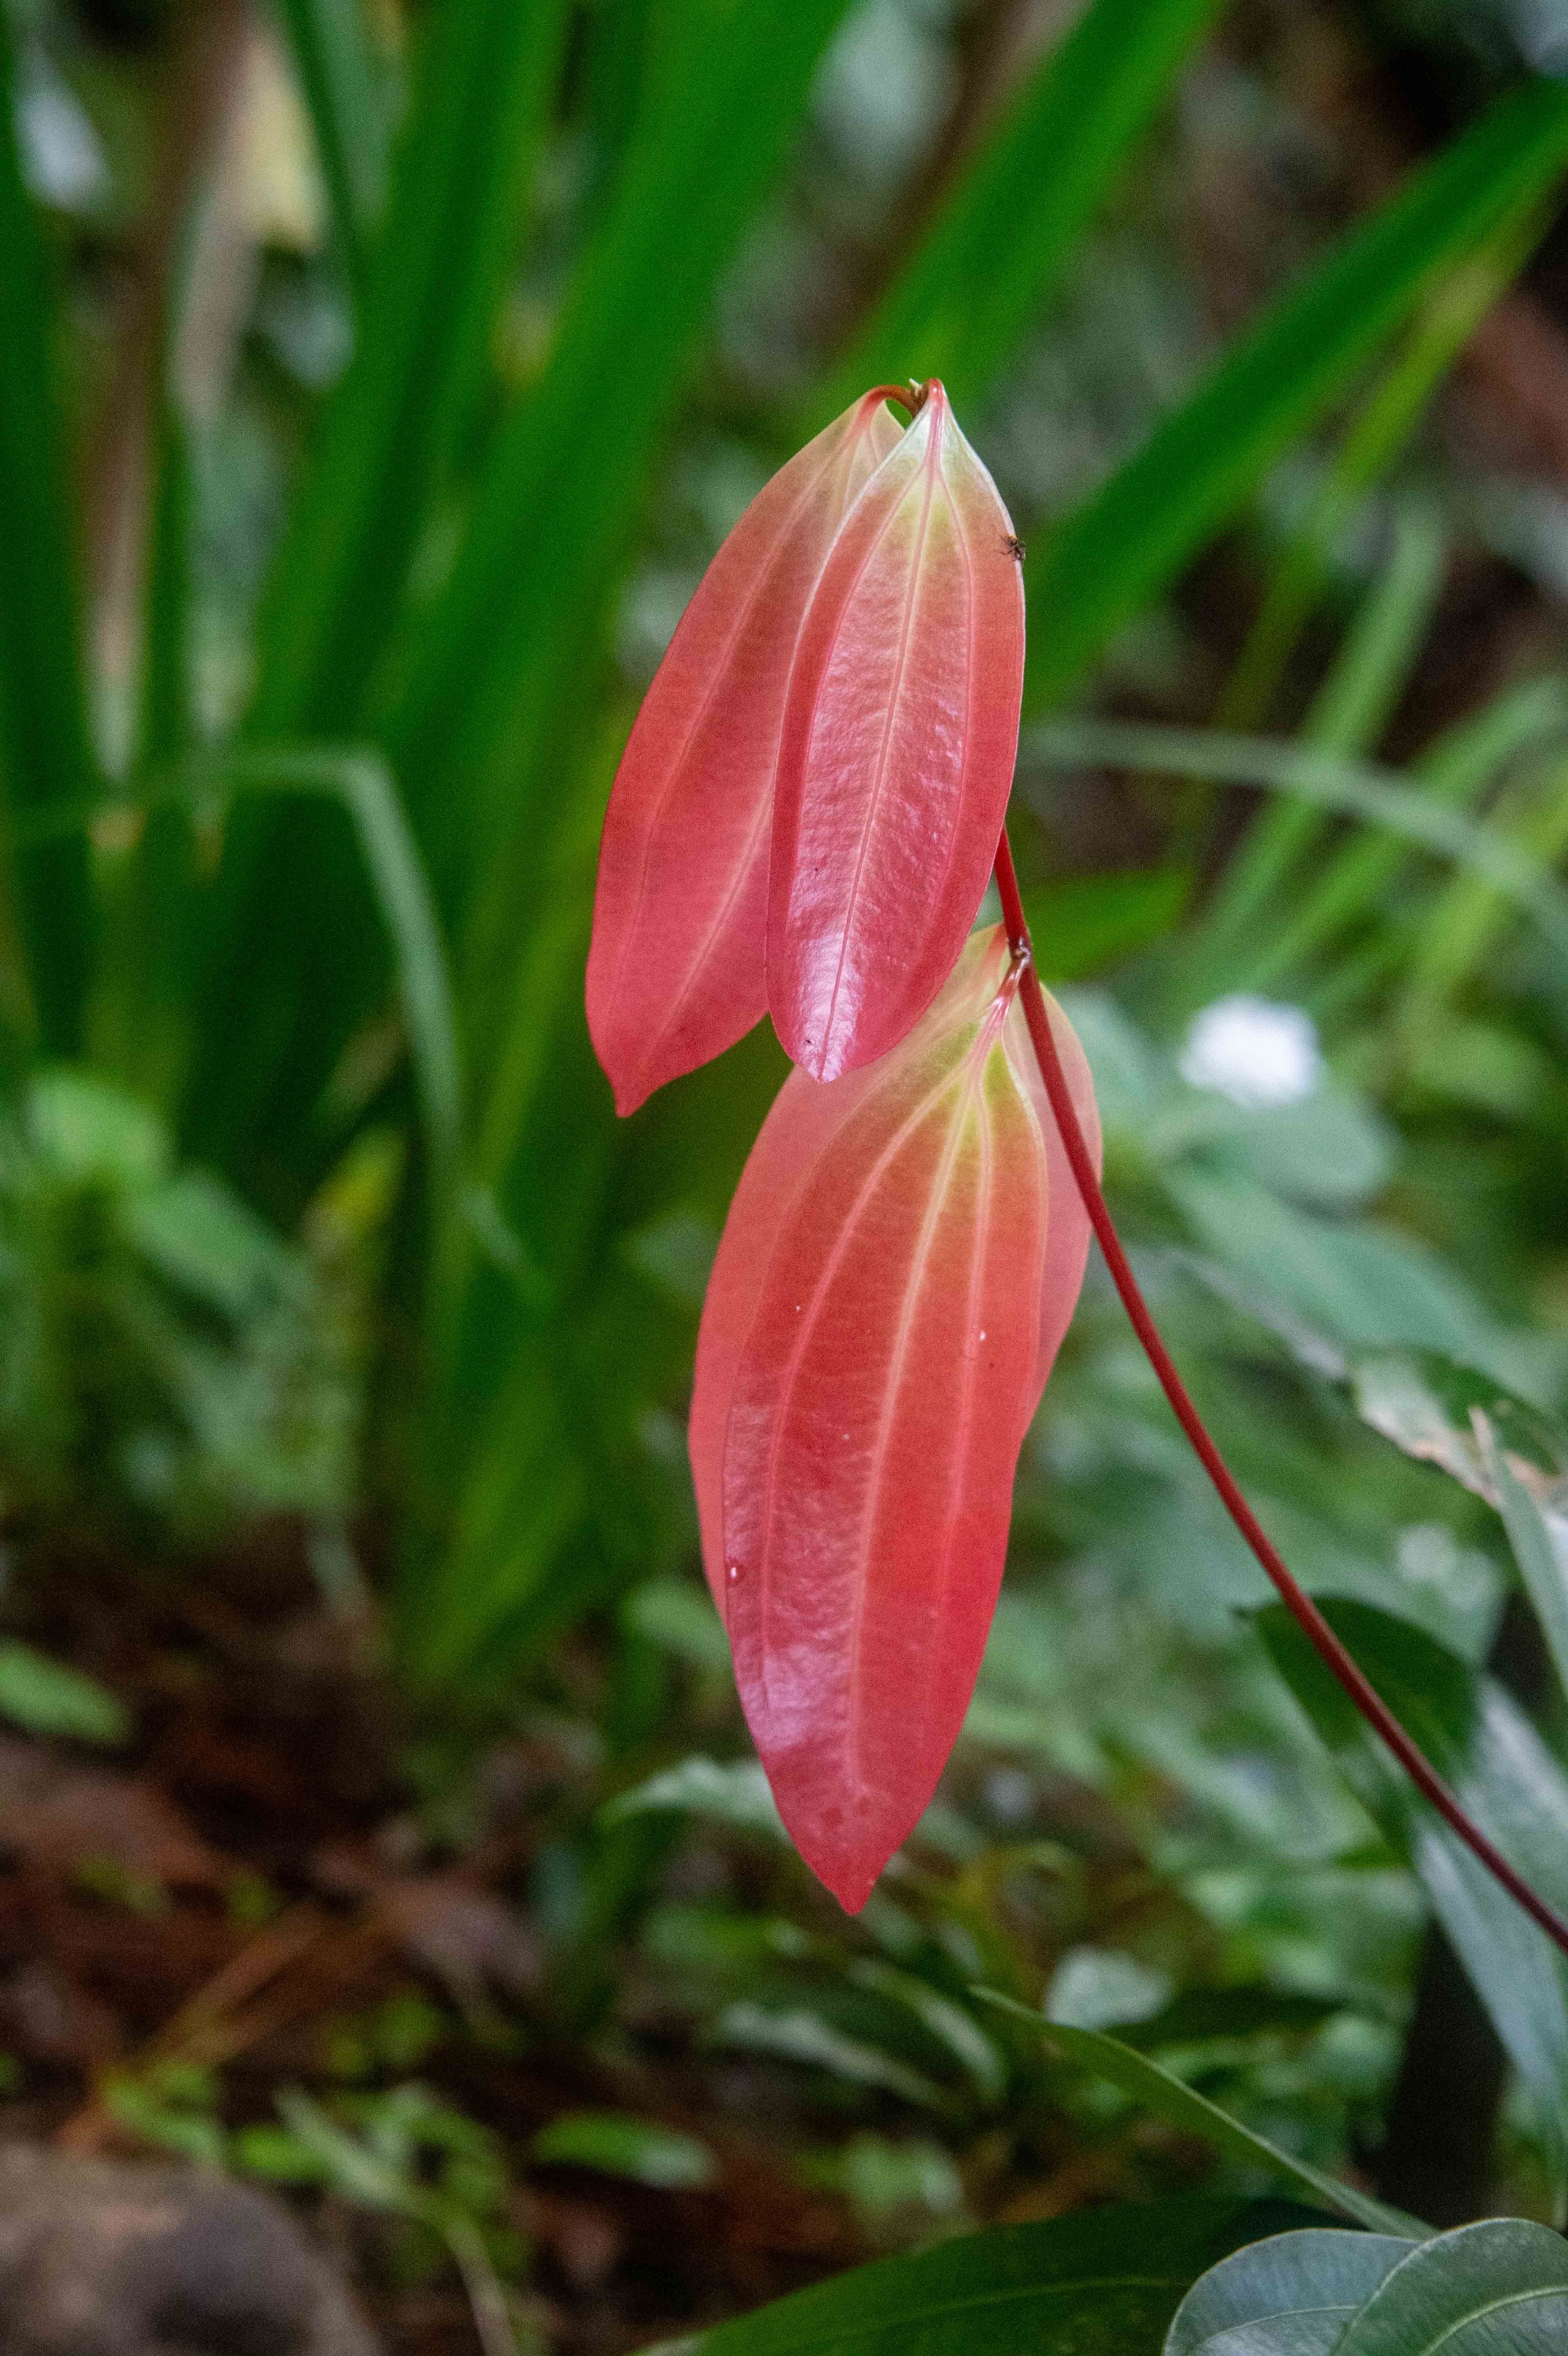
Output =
[
  {"x1": 866, "y1": 381, "x2": 927, "y2": 419},
  {"x1": 993, "y1": 827, "x2": 1568, "y2": 1960}
]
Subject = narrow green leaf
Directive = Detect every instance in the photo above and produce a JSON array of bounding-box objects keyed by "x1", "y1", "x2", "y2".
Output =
[
  {"x1": 532, "y1": 2111, "x2": 715, "y2": 2188},
  {"x1": 1166, "y1": 2231, "x2": 1417, "y2": 2356},
  {"x1": 0, "y1": 1642, "x2": 131, "y2": 1745},
  {"x1": 195, "y1": 748, "x2": 463, "y2": 1206},
  {"x1": 270, "y1": 0, "x2": 389, "y2": 303},
  {"x1": 826, "y1": 0, "x2": 1224, "y2": 419},
  {"x1": 0, "y1": 2, "x2": 96, "y2": 1051},
  {"x1": 250, "y1": 0, "x2": 572, "y2": 739},
  {"x1": 1476, "y1": 1417, "x2": 1568, "y2": 1714},
  {"x1": 136, "y1": 401, "x2": 194, "y2": 779},
  {"x1": 1346, "y1": 1349, "x2": 1564, "y2": 1502},
  {"x1": 1025, "y1": 78, "x2": 1568, "y2": 711},
  {"x1": 1337, "y1": 2220, "x2": 1568, "y2": 2354},
  {"x1": 654, "y1": 2198, "x2": 1324, "y2": 2356},
  {"x1": 1023, "y1": 713, "x2": 1568, "y2": 971},
  {"x1": 1244, "y1": 675, "x2": 1568, "y2": 989},
  {"x1": 0, "y1": 749, "x2": 460, "y2": 1207},
  {"x1": 977, "y1": 1993, "x2": 1420, "y2": 2238},
  {"x1": 386, "y1": 0, "x2": 862, "y2": 872},
  {"x1": 1191, "y1": 497, "x2": 1448, "y2": 996},
  {"x1": 1258, "y1": 1598, "x2": 1568, "y2": 2169}
]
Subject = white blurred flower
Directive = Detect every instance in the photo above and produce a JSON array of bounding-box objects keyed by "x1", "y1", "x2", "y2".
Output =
[
  {"x1": 18, "y1": 55, "x2": 109, "y2": 212},
  {"x1": 1179, "y1": 993, "x2": 1323, "y2": 1109},
  {"x1": 1047, "y1": 1946, "x2": 1173, "y2": 2031}
]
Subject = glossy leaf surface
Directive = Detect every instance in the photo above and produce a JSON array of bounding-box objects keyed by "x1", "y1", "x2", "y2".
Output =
[
  {"x1": 670, "y1": 2198, "x2": 1319, "y2": 2356},
  {"x1": 587, "y1": 390, "x2": 901, "y2": 1114},
  {"x1": 1337, "y1": 2220, "x2": 1568, "y2": 2354},
  {"x1": 1258, "y1": 1598, "x2": 1568, "y2": 2169},
  {"x1": 1165, "y1": 2231, "x2": 1417, "y2": 2356},
  {"x1": 768, "y1": 385, "x2": 1025, "y2": 1082},
  {"x1": 690, "y1": 928, "x2": 1096, "y2": 1910}
]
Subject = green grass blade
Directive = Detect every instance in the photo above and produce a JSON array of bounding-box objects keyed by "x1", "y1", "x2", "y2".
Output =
[
  {"x1": 1236, "y1": 676, "x2": 1568, "y2": 989},
  {"x1": 93, "y1": 401, "x2": 199, "y2": 1103},
  {"x1": 386, "y1": 0, "x2": 862, "y2": 864},
  {"x1": 136, "y1": 402, "x2": 194, "y2": 778},
  {"x1": 249, "y1": 0, "x2": 572, "y2": 739},
  {"x1": 976, "y1": 1993, "x2": 1424, "y2": 2237},
  {"x1": 270, "y1": 0, "x2": 390, "y2": 304},
  {"x1": 1023, "y1": 709, "x2": 1568, "y2": 971},
  {"x1": 1184, "y1": 498, "x2": 1447, "y2": 997},
  {"x1": 1025, "y1": 78, "x2": 1568, "y2": 713},
  {"x1": 9, "y1": 749, "x2": 460, "y2": 1210},
  {"x1": 1211, "y1": 222, "x2": 1530, "y2": 749},
  {"x1": 202, "y1": 749, "x2": 462, "y2": 1206},
  {"x1": 822, "y1": 0, "x2": 1224, "y2": 420},
  {"x1": 0, "y1": 2, "x2": 97, "y2": 1053},
  {"x1": 1396, "y1": 754, "x2": 1568, "y2": 1033},
  {"x1": 187, "y1": 0, "x2": 569, "y2": 1189}
]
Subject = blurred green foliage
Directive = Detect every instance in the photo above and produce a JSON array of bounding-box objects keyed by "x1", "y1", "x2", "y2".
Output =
[{"x1": 9, "y1": 0, "x2": 1568, "y2": 2324}]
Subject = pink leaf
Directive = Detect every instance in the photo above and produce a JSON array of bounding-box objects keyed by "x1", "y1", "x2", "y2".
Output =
[
  {"x1": 689, "y1": 927, "x2": 1098, "y2": 1911},
  {"x1": 768, "y1": 383, "x2": 1025, "y2": 1084},
  {"x1": 586, "y1": 390, "x2": 903, "y2": 1115}
]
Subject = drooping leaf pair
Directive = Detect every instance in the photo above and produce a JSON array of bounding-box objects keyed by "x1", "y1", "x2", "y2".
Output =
[
  {"x1": 691, "y1": 928, "x2": 1099, "y2": 1910},
  {"x1": 586, "y1": 381, "x2": 1025, "y2": 1109},
  {"x1": 586, "y1": 386, "x2": 1098, "y2": 1913}
]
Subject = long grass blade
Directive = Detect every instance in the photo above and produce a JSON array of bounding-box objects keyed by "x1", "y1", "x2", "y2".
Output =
[
  {"x1": 385, "y1": 0, "x2": 863, "y2": 882},
  {"x1": 0, "y1": 2, "x2": 97, "y2": 1053},
  {"x1": 1181, "y1": 497, "x2": 1447, "y2": 1001},
  {"x1": 250, "y1": 0, "x2": 572, "y2": 739},
  {"x1": 1024, "y1": 79, "x2": 1568, "y2": 713},
  {"x1": 8, "y1": 750, "x2": 460, "y2": 1207},
  {"x1": 1237, "y1": 677, "x2": 1568, "y2": 987},
  {"x1": 270, "y1": 0, "x2": 390, "y2": 304},
  {"x1": 201, "y1": 749, "x2": 463, "y2": 1204},
  {"x1": 822, "y1": 0, "x2": 1224, "y2": 421},
  {"x1": 1023, "y1": 711, "x2": 1568, "y2": 971}
]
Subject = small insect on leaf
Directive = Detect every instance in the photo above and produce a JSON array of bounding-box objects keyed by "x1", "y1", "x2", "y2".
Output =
[
  {"x1": 768, "y1": 382, "x2": 1026, "y2": 1085},
  {"x1": 690, "y1": 926, "x2": 1098, "y2": 1911},
  {"x1": 586, "y1": 390, "x2": 903, "y2": 1116}
]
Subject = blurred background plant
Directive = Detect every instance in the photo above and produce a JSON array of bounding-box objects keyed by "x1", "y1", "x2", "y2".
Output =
[{"x1": 9, "y1": 0, "x2": 1568, "y2": 2347}]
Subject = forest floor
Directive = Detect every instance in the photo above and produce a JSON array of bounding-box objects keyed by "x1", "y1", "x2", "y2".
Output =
[{"x1": 0, "y1": 1522, "x2": 887, "y2": 2356}]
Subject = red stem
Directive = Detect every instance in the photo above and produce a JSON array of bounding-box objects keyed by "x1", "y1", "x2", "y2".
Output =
[
  {"x1": 993, "y1": 829, "x2": 1568, "y2": 1959},
  {"x1": 867, "y1": 381, "x2": 927, "y2": 418}
]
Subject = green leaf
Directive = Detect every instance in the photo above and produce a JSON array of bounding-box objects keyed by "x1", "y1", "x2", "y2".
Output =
[
  {"x1": 604, "y1": 1755, "x2": 786, "y2": 1839},
  {"x1": 270, "y1": 0, "x2": 390, "y2": 303},
  {"x1": 1166, "y1": 2230, "x2": 1417, "y2": 2356},
  {"x1": 250, "y1": 0, "x2": 572, "y2": 742},
  {"x1": 1347, "y1": 1351, "x2": 1563, "y2": 1504},
  {"x1": 387, "y1": 0, "x2": 862, "y2": 873},
  {"x1": 1475, "y1": 1416, "x2": 1568, "y2": 1705},
  {"x1": 184, "y1": 750, "x2": 462, "y2": 1208},
  {"x1": 1336, "y1": 2219, "x2": 1568, "y2": 2354},
  {"x1": 0, "y1": 1643, "x2": 131, "y2": 1745},
  {"x1": 1258, "y1": 1598, "x2": 1568, "y2": 2169},
  {"x1": 1024, "y1": 78, "x2": 1568, "y2": 711},
  {"x1": 713, "y1": 2003, "x2": 945, "y2": 2108},
  {"x1": 976, "y1": 1994, "x2": 1420, "y2": 2237},
  {"x1": 826, "y1": 0, "x2": 1224, "y2": 419},
  {"x1": 531, "y1": 2111, "x2": 715, "y2": 2188},
  {"x1": 656, "y1": 2198, "x2": 1326, "y2": 2356},
  {"x1": 1023, "y1": 715, "x2": 1568, "y2": 972},
  {"x1": 0, "y1": 2, "x2": 96, "y2": 1053}
]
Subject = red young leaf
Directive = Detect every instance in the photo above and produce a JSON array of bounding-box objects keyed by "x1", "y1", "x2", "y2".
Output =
[
  {"x1": 689, "y1": 926, "x2": 1099, "y2": 1911},
  {"x1": 767, "y1": 383, "x2": 1025, "y2": 1084},
  {"x1": 586, "y1": 390, "x2": 903, "y2": 1115}
]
